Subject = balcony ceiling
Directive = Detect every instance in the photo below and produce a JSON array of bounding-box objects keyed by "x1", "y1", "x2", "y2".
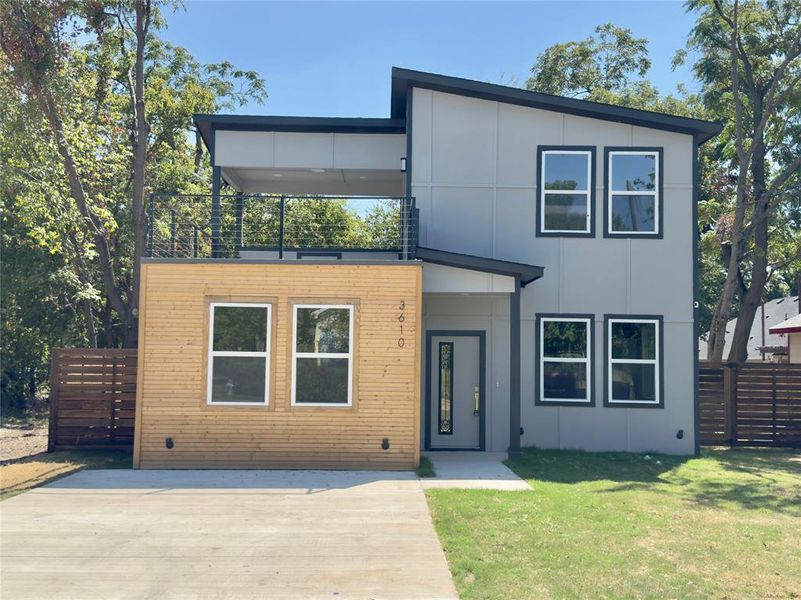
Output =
[{"x1": 223, "y1": 167, "x2": 404, "y2": 196}]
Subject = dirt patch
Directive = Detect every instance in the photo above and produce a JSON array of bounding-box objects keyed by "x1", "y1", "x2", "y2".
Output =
[
  {"x1": 0, "y1": 421, "x2": 49, "y2": 462},
  {"x1": 1, "y1": 455, "x2": 82, "y2": 498},
  {"x1": 1, "y1": 449, "x2": 132, "y2": 500}
]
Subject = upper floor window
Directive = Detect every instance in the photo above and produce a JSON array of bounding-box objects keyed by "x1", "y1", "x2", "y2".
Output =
[
  {"x1": 207, "y1": 303, "x2": 271, "y2": 405},
  {"x1": 605, "y1": 316, "x2": 663, "y2": 408},
  {"x1": 537, "y1": 147, "x2": 595, "y2": 237},
  {"x1": 605, "y1": 148, "x2": 662, "y2": 237},
  {"x1": 291, "y1": 304, "x2": 354, "y2": 406}
]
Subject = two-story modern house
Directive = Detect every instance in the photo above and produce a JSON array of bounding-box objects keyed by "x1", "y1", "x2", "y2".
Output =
[{"x1": 132, "y1": 68, "x2": 721, "y2": 469}]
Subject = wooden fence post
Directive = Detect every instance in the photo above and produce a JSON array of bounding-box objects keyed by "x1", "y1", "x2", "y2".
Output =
[
  {"x1": 47, "y1": 349, "x2": 60, "y2": 452},
  {"x1": 723, "y1": 363, "x2": 738, "y2": 446},
  {"x1": 771, "y1": 367, "x2": 778, "y2": 445},
  {"x1": 110, "y1": 355, "x2": 118, "y2": 444}
]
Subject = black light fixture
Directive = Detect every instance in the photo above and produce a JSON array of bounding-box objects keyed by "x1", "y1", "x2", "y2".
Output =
[
  {"x1": 400, "y1": 157, "x2": 407, "y2": 172},
  {"x1": 165, "y1": 437, "x2": 174, "y2": 449},
  {"x1": 381, "y1": 438, "x2": 390, "y2": 450}
]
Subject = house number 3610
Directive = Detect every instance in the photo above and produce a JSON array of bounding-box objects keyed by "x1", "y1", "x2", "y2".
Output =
[{"x1": 397, "y1": 300, "x2": 406, "y2": 348}]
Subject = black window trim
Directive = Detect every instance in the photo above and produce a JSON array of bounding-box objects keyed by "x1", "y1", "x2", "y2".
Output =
[
  {"x1": 534, "y1": 313, "x2": 596, "y2": 407},
  {"x1": 437, "y1": 341, "x2": 455, "y2": 435},
  {"x1": 536, "y1": 145, "x2": 596, "y2": 238},
  {"x1": 603, "y1": 146, "x2": 664, "y2": 239},
  {"x1": 603, "y1": 314, "x2": 665, "y2": 409}
]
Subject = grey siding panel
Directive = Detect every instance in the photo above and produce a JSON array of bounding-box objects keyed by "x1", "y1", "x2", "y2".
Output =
[
  {"x1": 429, "y1": 187, "x2": 493, "y2": 255},
  {"x1": 414, "y1": 87, "x2": 697, "y2": 455},
  {"x1": 627, "y1": 322, "x2": 695, "y2": 453},
  {"x1": 559, "y1": 239, "x2": 627, "y2": 315},
  {"x1": 564, "y1": 114, "x2": 631, "y2": 147},
  {"x1": 558, "y1": 406, "x2": 629, "y2": 452},
  {"x1": 431, "y1": 93, "x2": 496, "y2": 185},
  {"x1": 494, "y1": 189, "x2": 540, "y2": 263},
  {"x1": 497, "y1": 104, "x2": 561, "y2": 186}
]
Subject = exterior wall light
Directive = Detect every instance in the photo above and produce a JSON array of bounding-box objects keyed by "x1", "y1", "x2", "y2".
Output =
[{"x1": 400, "y1": 157, "x2": 407, "y2": 172}]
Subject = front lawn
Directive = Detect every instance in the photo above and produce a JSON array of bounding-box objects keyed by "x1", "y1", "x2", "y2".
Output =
[{"x1": 427, "y1": 448, "x2": 801, "y2": 599}]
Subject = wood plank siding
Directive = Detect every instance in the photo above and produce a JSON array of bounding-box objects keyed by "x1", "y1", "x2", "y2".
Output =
[{"x1": 133, "y1": 262, "x2": 422, "y2": 469}]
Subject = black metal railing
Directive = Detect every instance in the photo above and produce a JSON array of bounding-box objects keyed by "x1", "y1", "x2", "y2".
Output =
[{"x1": 146, "y1": 194, "x2": 418, "y2": 260}]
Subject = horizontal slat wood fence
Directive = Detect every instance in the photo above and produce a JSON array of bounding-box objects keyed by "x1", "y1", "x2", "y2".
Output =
[
  {"x1": 698, "y1": 361, "x2": 801, "y2": 448},
  {"x1": 48, "y1": 348, "x2": 137, "y2": 451}
]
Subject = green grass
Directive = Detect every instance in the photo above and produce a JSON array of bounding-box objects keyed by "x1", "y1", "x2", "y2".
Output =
[
  {"x1": 427, "y1": 447, "x2": 801, "y2": 599},
  {"x1": 417, "y1": 455, "x2": 436, "y2": 478}
]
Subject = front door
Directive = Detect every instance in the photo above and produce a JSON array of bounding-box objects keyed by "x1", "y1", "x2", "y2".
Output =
[{"x1": 428, "y1": 333, "x2": 484, "y2": 449}]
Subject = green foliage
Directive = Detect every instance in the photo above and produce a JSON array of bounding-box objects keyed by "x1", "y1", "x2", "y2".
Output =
[
  {"x1": 682, "y1": 0, "x2": 801, "y2": 353},
  {"x1": 0, "y1": 1, "x2": 266, "y2": 412},
  {"x1": 526, "y1": 24, "x2": 651, "y2": 98},
  {"x1": 416, "y1": 455, "x2": 436, "y2": 478}
]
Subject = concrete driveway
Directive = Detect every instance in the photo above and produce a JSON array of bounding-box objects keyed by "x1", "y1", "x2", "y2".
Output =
[{"x1": 0, "y1": 469, "x2": 457, "y2": 600}]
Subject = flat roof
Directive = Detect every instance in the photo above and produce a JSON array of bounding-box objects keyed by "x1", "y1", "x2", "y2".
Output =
[
  {"x1": 390, "y1": 67, "x2": 723, "y2": 143},
  {"x1": 194, "y1": 115, "x2": 406, "y2": 154}
]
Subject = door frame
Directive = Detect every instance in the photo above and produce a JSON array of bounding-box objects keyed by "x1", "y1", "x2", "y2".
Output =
[{"x1": 424, "y1": 330, "x2": 487, "y2": 451}]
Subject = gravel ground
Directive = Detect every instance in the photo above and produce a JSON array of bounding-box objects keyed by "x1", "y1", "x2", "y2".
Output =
[{"x1": 0, "y1": 421, "x2": 49, "y2": 462}]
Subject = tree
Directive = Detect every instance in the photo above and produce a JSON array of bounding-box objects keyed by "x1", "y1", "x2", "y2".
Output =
[
  {"x1": 526, "y1": 23, "x2": 706, "y2": 117},
  {"x1": 1, "y1": 0, "x2": 136, "y2": 342},
  {"x1": 526, "y1": 24, "x2": 651, "y2": 98},
  {"x1": 0, "y1": 0, "x2": 266, "y2": 411},
  {"x1": 682, "y1": 0, "x2": 801, "y2": 363}
]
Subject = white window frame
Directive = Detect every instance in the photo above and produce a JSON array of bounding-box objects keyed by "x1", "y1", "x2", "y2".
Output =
[
  {"x1": 539, "y1": 316, "x2": 592, "y2": 404},
  {"x1": 607, "y1": 317, "x2": 660, "y2": 405},
  {"x1": 291, "y1": 303, "x2": 354, "y2": 407},
  {"x1": 207, "y1": 302, "x2": 271, "y2": 406},
  {"x1": 607, "y1": 150, "x2": 660, "y2": 235},
  {"x1": 540, "y1": 150, "x2": 593, "y2": 234}
]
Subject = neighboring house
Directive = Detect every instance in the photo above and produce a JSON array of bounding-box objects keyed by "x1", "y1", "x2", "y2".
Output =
[
  {"x1": 770, "y1": 312, "x2": 801, "y2": 363},
  {"x1": 132, "y1": 68, "x2": 722, "y2": 469},
  {"x1": 698, "y1": 295, "x2": 799, "y2": 361}
]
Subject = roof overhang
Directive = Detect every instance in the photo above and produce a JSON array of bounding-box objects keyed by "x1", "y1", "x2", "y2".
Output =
[
  {"x1": 390, "y1": 67, "x2": 723, "y2": 144},
  {"x1": 769, "y1": 313, "x2": 801, "y2": 335},
  {"x1": 194, "y1": 115, "x2": 406, "y2": 155},
  {"x1": 416, "y1": 246, "x2": 544, "y2": 287}
]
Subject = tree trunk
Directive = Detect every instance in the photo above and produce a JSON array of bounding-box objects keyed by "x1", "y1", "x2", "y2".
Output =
[
  {"x1": 32, "y1": 88, "x2": 131, "y2": 327},
  {"x1": 728, "y1": 204, "x2": 769, "y2": 363},
  {"x1": 103, "y1": 297, "x2": 114, "y2": 347},
  {"x1": 705, "y1": 3, "x2": 748, "y2": 363},
  {"x1": 126, "y1": 0, "x2": 151, "y2": 348},
  {"x1": 66, "y1": 231, "x2": 98, "y2": 347},
  {"x1": 727, "y1": 119, "x2": 769, "y2": 364}
]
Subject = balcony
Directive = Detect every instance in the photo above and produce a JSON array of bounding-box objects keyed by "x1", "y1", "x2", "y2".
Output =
[{"x1": 146, "y1": 194, "x2": 418, "y2": 260}]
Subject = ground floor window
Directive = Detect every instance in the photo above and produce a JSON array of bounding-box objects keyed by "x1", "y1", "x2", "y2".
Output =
[
  {"x1": 207, "y1": 303, "x2": 271, "y2": 405},
  {"x1": 291, "y1": 304, "x2": 354, "y2": 406},
  {"x1": 536, "y1": 315, "x2": 593, "y2": 405},
  {"x1": 606, "y1": 316, "x2": 662, "y2": 407}
]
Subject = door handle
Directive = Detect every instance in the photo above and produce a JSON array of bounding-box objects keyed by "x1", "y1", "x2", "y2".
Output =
[{"x1": 473, "y1": 385, "x2": 480, "y2": 415}]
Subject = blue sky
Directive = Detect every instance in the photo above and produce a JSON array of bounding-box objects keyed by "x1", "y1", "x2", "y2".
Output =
[{"x1": 164, "y1": 1, "x2": 698, "y2": 117}]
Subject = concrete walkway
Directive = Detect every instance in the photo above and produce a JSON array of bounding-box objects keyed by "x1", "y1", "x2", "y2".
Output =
[
  {"x1": 421, "y1": 452, "x2": 532, "y2": 490},
  {"x1": 1, "y1": 469, "x2": 457, "y2": 600}
]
